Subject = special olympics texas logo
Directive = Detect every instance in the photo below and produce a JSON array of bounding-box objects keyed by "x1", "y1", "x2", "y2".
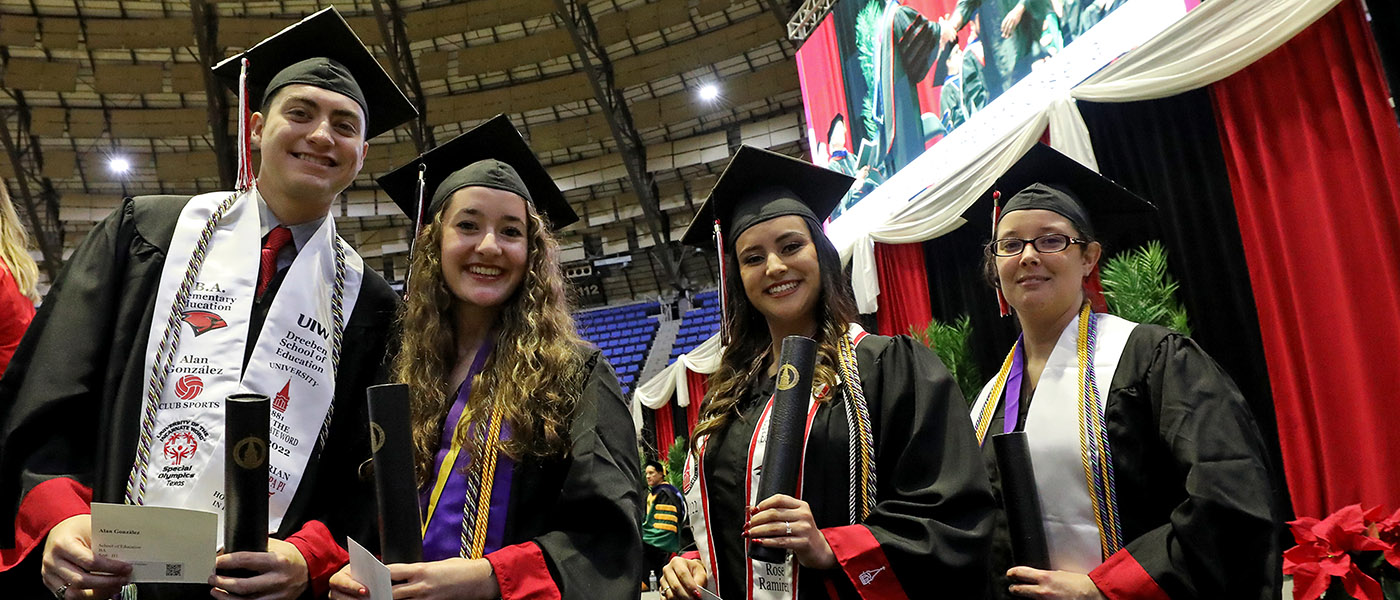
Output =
[
  {"x1": 174, "y1": 375, "x2": 203, "y2": 401},
  {"x1": 180, "y1": 310, "x2": 228, "y2": 336},
  {"x1": 163, "y1": 432, "x2": 198, "y2": 465}
]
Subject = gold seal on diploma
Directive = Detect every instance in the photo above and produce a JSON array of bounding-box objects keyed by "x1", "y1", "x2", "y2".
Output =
[
  {"x1": 232, "y1": 437, "x2": 267, "y2": 469},
  {"x1": 370, "y1": 422, "x2": 386, "y2": 453},
  {"x1": 777, "y1": 364, "x2": 799, "y2": 391}
]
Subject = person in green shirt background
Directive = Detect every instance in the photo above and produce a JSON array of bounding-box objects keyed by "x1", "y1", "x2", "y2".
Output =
[{"x1": 642, "y1": 459, "x2": 683, "y2": 584}]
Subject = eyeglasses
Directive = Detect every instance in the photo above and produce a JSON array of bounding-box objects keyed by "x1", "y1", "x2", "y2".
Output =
[{"x1": 989, "y1": 233, "x2": 1088, "y2": 257}]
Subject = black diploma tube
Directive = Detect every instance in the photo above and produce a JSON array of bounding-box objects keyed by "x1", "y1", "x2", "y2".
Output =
[
  {"x1": 991, "y1": 432, "x2": 1051, "y2": 569},
  {"x1": 749, "y1": 335, "x2": 818, "y2": 564},
  {"x1": 367, "y1": 383, "x2": 423, "y2": 563},
  {"x1": 224, "y1": 393, "x2": 269, "y2": 577}
]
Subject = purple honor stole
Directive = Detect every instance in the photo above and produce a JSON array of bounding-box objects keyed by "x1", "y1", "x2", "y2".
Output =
[
  {"x1": 1004, "y1": 336, "x2": 1026, "y2": 434},
  {"x1": 419, "y1": 344, "x2": 517, "y2": 561}
]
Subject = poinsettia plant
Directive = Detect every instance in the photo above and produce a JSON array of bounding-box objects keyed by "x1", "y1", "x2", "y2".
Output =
[{"x1": 1285, "y1": 504, "x2": 1400, "y2": 600}]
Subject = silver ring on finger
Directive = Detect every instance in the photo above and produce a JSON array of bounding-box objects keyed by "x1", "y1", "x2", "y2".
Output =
[
  {"x1": 661, "y1": 585, "x2": 671, "y2": 596},
  {"x1": 53, "y1": 583, "x2": 69, "y2": 599},
  {"x1": 785, "y1": 521, "x2": 793, "y2": 535}
]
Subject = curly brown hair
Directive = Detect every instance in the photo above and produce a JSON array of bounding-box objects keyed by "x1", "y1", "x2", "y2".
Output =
[
  {"x1": 691, "y1": 215, "x2": 861, "y2": 444},
  {"x1": 396, "y1": 196, "x2": 586, "y2": 484}
]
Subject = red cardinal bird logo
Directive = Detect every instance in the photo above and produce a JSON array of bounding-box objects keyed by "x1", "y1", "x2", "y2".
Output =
[{"x1": 180, "y1": 310, "x2": 228, "y2": 336}]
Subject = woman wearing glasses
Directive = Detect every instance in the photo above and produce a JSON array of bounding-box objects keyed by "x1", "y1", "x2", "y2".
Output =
[{"x1": 970, "y1": 145, "x2": 1278, "y2": 600}]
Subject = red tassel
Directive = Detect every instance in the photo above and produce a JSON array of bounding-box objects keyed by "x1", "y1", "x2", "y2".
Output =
[
  {"x1": 236, "y1": 58, "x2": 254, "y2": 191},
  {"x1": 990, "y1": 190, "x2": 1002, "y2": 236},
  {"x1": 713, "y1": 219, "x2": 729, "y2": 347},
  {"x1": 992, "y1": 190, "x2": 1010, "y2": 316},
  {"x1": 1085, "y1": 265, "x2": 1108, "y2": 313}
]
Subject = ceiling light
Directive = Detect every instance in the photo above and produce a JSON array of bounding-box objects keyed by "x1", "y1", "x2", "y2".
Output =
[
  {"x1": 698, "y1": 83, "x2": 719, "y2": 101},
  {"x1": 109, "y1": 157, "x2": 131, "y2": 173}
]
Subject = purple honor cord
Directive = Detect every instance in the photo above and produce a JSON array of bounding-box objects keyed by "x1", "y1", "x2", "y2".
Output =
[{"x1": 1003, "y1": 336, "x2": 1026, "y2": 434}]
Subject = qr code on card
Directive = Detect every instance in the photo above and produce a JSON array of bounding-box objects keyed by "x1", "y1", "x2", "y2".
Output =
[{"x1": 165, "y1": 563, "x2": 183, "y2": 578}]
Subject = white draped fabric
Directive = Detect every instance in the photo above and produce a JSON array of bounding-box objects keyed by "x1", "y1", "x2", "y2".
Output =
[
  {"x1": 633, "y1": 0, "x2": 1341, "y2": 414},
  {"x1": 630, "y1": 334, "x2": 722, "y2": 433}
]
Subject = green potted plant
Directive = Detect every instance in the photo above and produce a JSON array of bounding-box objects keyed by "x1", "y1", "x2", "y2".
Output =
[
  {"x1": 1099, "y1": 241, "x2": 1191, "y2": 335},
  {"x1": 910, "y1": 315, "x2": 981, "y2": 406}
]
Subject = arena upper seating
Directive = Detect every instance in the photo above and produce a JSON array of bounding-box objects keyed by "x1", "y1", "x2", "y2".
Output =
[
  {"x1": 574, "y1": 300, "x2": 661, "y2": 396},
  {"x1": 669, "y1": 290, "x2": 722, "y2": 362}
]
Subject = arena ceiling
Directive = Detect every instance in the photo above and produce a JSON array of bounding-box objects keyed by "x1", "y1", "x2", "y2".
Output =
[{"x1": 0, "y1": 0, "x2": 814, "y2": 307}]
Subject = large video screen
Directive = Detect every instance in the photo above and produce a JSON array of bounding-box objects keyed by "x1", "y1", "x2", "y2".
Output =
[{"x1": 797, "y1": 0, "x2": 1150, "y2": 219}]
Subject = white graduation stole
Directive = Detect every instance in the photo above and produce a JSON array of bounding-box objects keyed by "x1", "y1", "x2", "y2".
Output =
[
  {"x1": 683, "y1": 397, "x2": 821, "y2": 600},
  {"x1": 969, "y1": 312, "x2": 1136, "y2": 572},
  {"x1": 683, "y1": 327, "x2": 869, "y2": 600},
  {"x1": 135, "y1": 188, "x2": 364, "y2": 543}
]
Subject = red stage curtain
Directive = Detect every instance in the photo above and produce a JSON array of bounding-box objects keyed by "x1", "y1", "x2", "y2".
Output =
[
  {"x1": 653, "y1": 403, "x2": 674, "y2": 455},
  {"x1": 874, "y1": 242, "x2": 934, "y2": 336},
  {"x1": 1211, "y1": 0, "x2": 1400, "y2": 518},
  {"x1": 685, "y1": 369, "x2": 707, "y2": 436}
]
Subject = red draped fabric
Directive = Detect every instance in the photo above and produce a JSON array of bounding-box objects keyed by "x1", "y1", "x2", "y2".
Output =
[
  {"x1": 1210, "y1": 0, "x2": 1400, "y2": 518},
  {"x1": 796, "y1": 18, "x2": 848, "y2": 160},
  {"x1": 653, "y1": 403, "x2": 675, "y2": 454},
  {"x1": 874, "y1": 242, "x2": 934, "y2": 336},
  {"x1": 685, "y1": 369, "x2": 707, "y2": 435}
]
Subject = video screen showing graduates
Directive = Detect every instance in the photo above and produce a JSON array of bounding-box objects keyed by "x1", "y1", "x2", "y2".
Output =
[{"x1": 796, "y1": 0, "x2": 1181, "y2": 220}]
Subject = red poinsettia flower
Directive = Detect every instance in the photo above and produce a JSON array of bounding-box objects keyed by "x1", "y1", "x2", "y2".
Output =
[
  {"x1": 1371, "y1": 507, "x2": 1400, "y2": 570},
  {"x1": 1284, "y1": 505, "x2": 1389, "y2": 600}
]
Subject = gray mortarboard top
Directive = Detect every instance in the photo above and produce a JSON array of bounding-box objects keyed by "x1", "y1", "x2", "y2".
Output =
[
  {"x1": 974, "y1": 143, "x2": 1156, "y2": 240},
  {"x1": 680, "y1": 146, "x2": 855, "y2": 248},
  {"x1": 376, "y1": 115, "x2": 577, "y2": 231},
  {"x1": 212, "y1": 7, "x2": 417, "y2": 140}
]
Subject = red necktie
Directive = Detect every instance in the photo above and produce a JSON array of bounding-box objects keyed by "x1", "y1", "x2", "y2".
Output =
[{"x1": 257, "y1": 226, "x2": 293, "y2": 299}]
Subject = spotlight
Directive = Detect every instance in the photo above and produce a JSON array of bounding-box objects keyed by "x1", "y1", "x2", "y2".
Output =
[
  {"x1": 109, "y1": 157, "x2": 131, "y2": 173},
  {"x1": 698, "y1": 83, "x2": 719, "y2": 101}
]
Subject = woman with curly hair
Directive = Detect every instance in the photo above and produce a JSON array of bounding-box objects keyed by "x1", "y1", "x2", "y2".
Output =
[
  {"x1": 660, "y1": 146, "x2": 994, "y2": 600},
  {"x1": 329, "y1": 116, "x2": 642, "y2": 600}
]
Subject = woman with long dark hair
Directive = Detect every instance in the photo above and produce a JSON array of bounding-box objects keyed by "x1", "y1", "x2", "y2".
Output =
[
  {"x1": 970, "y1": 144, "x2": 1278, "y2": 599},
  {"x1": 328, "y1": 116, "x2": 642, "y2": 599},
  {"x1": 660, "y1": 146, "x2": 994, "y2": 600}
]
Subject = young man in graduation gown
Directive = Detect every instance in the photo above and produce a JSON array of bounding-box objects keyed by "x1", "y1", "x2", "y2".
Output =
[
  {"x1": 968, "y1": 144, "x2": 1280, "y2": 599},
  {"x1": 642, "y1": 460, "x2": 683, "y2": 581},
  {"x1": 0, "y1": 8, "x2": 417, "y2": 599}
]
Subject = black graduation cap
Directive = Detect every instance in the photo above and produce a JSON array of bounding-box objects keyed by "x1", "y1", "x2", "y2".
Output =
[
  {"x1": 376, "y1": 115, "x2": 577, "y2": 231},
  {"x1": 977, "y1": 143, "x2": 1156, "y2": 239},
  {"x1": 971, "y1": 143, "x2": 1157, "y2": 315},
  {"x1": 212, "y1": 7, "x2": 416, "y2": 140},
  {"x1": 680, "y1": 145, "x2": 855, "y2": 248},
  {"x1": 680, "y1": 146, "x2": 853, "y2": 347}
]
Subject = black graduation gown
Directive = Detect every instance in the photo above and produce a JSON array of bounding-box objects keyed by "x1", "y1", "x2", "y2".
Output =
[
  {"x1": 953, "y1": 0, "x2": 1051, "y2": 100},
  {"x1": 704, "y1": 334, "x2": 995, "y2": 599},
  {"x1": 434, "y1": 348, "x2": 643, "y2": 599},
  {"x1": 981, "y1": 324, "x2": 1281, "y2": 599},
  {"x1": 0, "y1": 195, "x2": 399, "y2": 598}
]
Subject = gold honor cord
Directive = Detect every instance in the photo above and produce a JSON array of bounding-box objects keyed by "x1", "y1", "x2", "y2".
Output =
[
  {"x1": 462, "y1": 405, "x2": 506, "y2": 559},
  {"x1": 836, "y1": 333, "x2": 876, "y2": 521},
  {"x1": 1075, "y1": 304, "x2": 1122, "y2": 558}
]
